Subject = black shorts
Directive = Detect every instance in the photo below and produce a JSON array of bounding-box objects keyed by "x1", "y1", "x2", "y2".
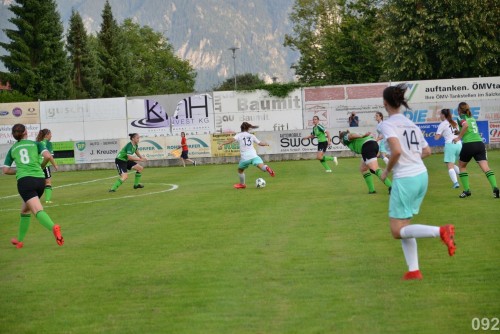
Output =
[
  {"x1": 181, "y1": 150, "x2": 189, "y2": 159},
  {"x1": 361, "y1": 140, "x2": 379, "y2": 162},
  {"x1": 43, "y1": 166, "x2": 52, "y2": 179},
  {"x1": 115, "y1": 158, "x2": 137, "y2": 175},
  {"x1": 317, "y1": 141, "x2": 328, "y2": 153},
  {"x1": 460, "y1": 141, "x2": 487, "y2": 163},
  {"x1": 17, "y1": 177, "x2": 45, "y2": 202}
]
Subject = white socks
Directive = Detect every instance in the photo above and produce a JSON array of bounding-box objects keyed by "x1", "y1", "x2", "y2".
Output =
[
  {"x1": 401, "y1": 238, "x2": 419, "y2": 271},
  {"x1": 239, "y1": 173, "x2": 245, "y2": 185},
  {"x1": 449, "y1": 168, "x2": 458, "y2": 183},
  {"x1": 400, "y1": 224, "x2": 440, "y2": 238},
  {"x1": 383, "y1": 156, "x2": 389, "y2": 165}
]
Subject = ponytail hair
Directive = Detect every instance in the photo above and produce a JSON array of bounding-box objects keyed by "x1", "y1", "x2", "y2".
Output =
[
  {"x1": 457, "y1": 102, "x2": 472, "y2": 117},
  {"x1": 440, "y1": 109, "x2": 457, "y2": 128},
  {"x1": 129, "y1": 133, "x2": 138, "y2": 140},
  {"x1": 12, "y1": 123, "x2": 26, "y2": 141},
  {"x1": 383, "y1": 83, "x2": 409, "y2": 110},
  {"x1": 375, "y1": 111, "x2": 384, "y2": 121},
  {"x1": 240, "y1": 122, "x2": 259, "y2": 132},
  {"x1": 36, "y1": 128, "x2": 51, "y2": 142}
]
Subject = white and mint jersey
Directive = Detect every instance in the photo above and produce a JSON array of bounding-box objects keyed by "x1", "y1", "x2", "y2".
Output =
[
  {"x1": 436, "y1": 120, "x2": 459, "y2": 144},
  {"x1": 234, "y1": 132, "x2": 260, "y2": 161},
  {"x1": 379, "y1": 113, "x2": 428, "y2": 179}
]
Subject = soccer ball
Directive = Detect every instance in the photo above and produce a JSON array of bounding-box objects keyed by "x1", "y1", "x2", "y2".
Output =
[{"x1": 255, "y1": 178, "x2": 266, "y2": 188}]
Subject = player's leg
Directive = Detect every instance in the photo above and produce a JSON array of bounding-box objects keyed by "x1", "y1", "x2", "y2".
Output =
[
  {"x1": 360, "y1": 160, "x2": 375, "y2": 193},
  {"x1": 132, "y1": 163, "x2": 144, "y2": 189},
  {"x1": 44, "y1": 167, "x2": 53, "y2": 203}
]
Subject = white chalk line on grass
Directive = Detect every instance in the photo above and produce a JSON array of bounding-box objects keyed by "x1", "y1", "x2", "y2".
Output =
[{"x1": 0, "y1": 178, "x2": 178, "y2": 212}]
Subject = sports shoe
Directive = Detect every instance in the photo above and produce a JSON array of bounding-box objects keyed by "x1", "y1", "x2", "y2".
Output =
[
  {"x1": 325, "y1": 169, "x2": 332, "y2": 173},
  {"x1": 108, "y1": 189, "x2": 116, "y2": 192},
  {"x1": 440, "y1": 224, "x2": 456, "y2": 256},
  {"x1": 52, "y1": 225, "x2": 64, "y2": 246},
  {"x1": 333, "y1": 156, "x2": 338, "y2": 166},
  {"x1": 494, "y1": 187, "x2": 499, "y2": 198},
  {"x1": 193, "y1": 161, "x2": 197, "y2": 166},
  {"x1": 45, "y1": 200, "x2": 53, "y2": 204},
  {"x1": 11, "y1": 238, "x2": 24, "y2": 249},
  {"x1": 459, "y1": 190, "x2": 471, "y2": 198},
  {"x1": 266, "y1": 166, "x2": 275, "y2": 177},
  {"x1": 133, "y1": 184, "x2": 144, "y2": 189},
  {"x1": 452, "y1": 182, "x2": 460, "y2": 189},
  {"x1": 368, "y1": 191, "x2": 377, "y2": 194},
  {"x1": 402, "y1": 270, "x2": 423, "y2": 280},
  {"x1": 233, "y1": 183, "x2": 246, "y2": 189}
]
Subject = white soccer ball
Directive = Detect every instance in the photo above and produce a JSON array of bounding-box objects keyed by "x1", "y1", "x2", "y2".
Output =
[{"x1": 255, "y1": 178, "x2": 266, "y2": 188}]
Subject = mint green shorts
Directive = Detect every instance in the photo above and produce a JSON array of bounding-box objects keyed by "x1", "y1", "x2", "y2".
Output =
[
  {"x1": 443, "y1": 142, "x2": 461, "y2": 163},
  {"x1": 389, "y1": 172, "x2": 428, "y2": 219},
  {"x1": 238, "y1": 156, "x2": 264, "y2": 169}
]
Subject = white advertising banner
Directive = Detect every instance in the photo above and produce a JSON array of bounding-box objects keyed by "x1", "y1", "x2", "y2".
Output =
[
  {"x1": 0, "y1": 123, "x2": 40, "y2": 145},
  {"x1": 164, "y1": 134, "x2": 212, "y2": 159},
  {"x1": 136, "y1": 137, "x2": 168, "y2": 161},
  {"x1": 405, "y1": 76, "x2": 500, "y2": 103},
  {"x1": 303, "y1": 84, "x2": 388, "y2": 130},
  {"x1": 213, "y1": 89, "x2": 304, "y2": 133},
  {"x1": 0, "y1": 102, "x2": 40, "y2": 125},
  {"x1": 74, "y1": 139, "x2": 120, "y2": 164},
  {"x1": 127, "y1": 99, "x2": 171, "y2": 137},
  {"x1": 40, "y1": 97, "x2": 126, "y2": 123},
  {"x1": 172, "y1": 94, "x2": 215, "y2": 134}
]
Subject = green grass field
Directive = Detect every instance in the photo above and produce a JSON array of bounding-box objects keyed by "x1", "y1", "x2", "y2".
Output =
[{"x1": 1, "y1": 151, "x2": 499, "y2": 333}]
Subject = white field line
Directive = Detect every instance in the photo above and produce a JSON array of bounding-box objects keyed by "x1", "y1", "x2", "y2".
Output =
[{"x1": 0, "y1": 179, "x2": 178, "y2": 212}]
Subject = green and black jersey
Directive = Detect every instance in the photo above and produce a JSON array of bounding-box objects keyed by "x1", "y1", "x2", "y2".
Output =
[
  {"x1": 311, "y1": 124, "x2": 328, "y2": 143},
  {"x1": 116, "y1": 142, "x2": 138, "y2": 161},
  {"x1": 4, "y1": 140, "x2": 46, "y2": 180},
  {"x1": 458, "y1": 115, "x2": 482, "y2": 143},
  {"x1": 342, "y1": 134, "x2": 375, "y2": 154}
]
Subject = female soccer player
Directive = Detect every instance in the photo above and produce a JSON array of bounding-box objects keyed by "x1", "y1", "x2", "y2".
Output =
[
  {"x1": 218, "y1": 122, "x2": 275, "y2": 189},
  {"x1": 375, "y1": 111, "x2": 389, "y2": 166},
  {"x1": 109, "y1": 133, "x2": 147, "y2": 192},
  {"x1": 178, "y1": 132, "x2": 197, "y2": 167},
  {"x1": 3, "y1": 123, "x2": 63, "y2": 248},
  {"x1": 434, "y1": 109, "x2": 461, "y2": 188},
  {"x1": 452, "y1": 102, "x2": 499, "y2": 198},
  {"x1": 338, "y1": 130, "x2": 392, "y2": 194},
  {"x1": 303, "y1": 115, "x2": 337, "y2": 172},
  {"x1": 36, "y1": 128, "x2": 55, "y2": 203},
  {"x1": 379, "y1": 84, "x2": 455, "y2": 280}
]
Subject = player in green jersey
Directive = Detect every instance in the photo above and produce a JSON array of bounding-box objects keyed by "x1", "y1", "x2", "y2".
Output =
[
  {"x1": 339, "y1": 130, "x2": 392, "y2": 194},
  {"x1": 109, "y1": 133, "x2": 147, "y2": 192},
  {"x1": 452, "y1": 102, "x2": 499, "y2": 198},
  {"x1": 2, "y1": 124, "x2": 64, "y2": 248},
  {"x1": 36, "y1": 129, "x2": 55, "y2": 203},
  {"x1": 303, "y1": 116, "x2": 338, "y2": 172}
]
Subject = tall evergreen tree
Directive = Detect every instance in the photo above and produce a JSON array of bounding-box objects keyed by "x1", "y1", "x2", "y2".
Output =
[
  {"x1": 67, "y1": 9, "x2": 102, "y2": 99},
  {"x1": 120, "y1": 19, "x2": 196, "y2": 96},
  {"x1": 0, "y1": 0, "x2": 69, "y2": 100},
  {"x1": 97, "y1": 0, "x2": 127, "y2": 97}
]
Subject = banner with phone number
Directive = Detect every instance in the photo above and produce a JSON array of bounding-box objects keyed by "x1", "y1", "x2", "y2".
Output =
[{"x1": 417, "y1": 120, "x2": 489, "y2": 147}]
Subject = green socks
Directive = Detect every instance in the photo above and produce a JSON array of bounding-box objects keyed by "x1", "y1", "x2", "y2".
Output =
[
  {"x1": 485, "y1": 170, "x2": 497, "y2": 189},
  {"x1": 18, "y1": 214, "x2": 31, "y2": 242},
  {"x1": 375, "y1": 168, "x2": 392, "y2": 188},
  {"x1": 44, "y1": 186, "x2": 52, "y2": 202},
  {"x1": 35, "y1": 210, "x2": 55, "y2": 231},
  {"x1": 111, "y1": 179, "x2": 123, "y2": 191},
  {"x1": 363, "y1": 172, "x2": 375, "y2": 192},
  {"x1": 459, "y1": 172, "x2": 470, "y2": 191},
  {"x1": 134, "y1": 172, "x2": 142, "y2": 186}
]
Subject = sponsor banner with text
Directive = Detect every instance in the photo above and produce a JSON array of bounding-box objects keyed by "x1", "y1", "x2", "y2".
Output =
[
  {"x1": 165, "y1": 134, "x2": 212, "y2": 159},
  {"x1": 172, "y1": 94, "x2": 215, "y2": 134},
  {"x1": 74, "y1": 139, "x2": 120, "y2": 164},
  {"x1": 212, "y1": 89, "x2": 304, "y2": 133},
  {"x1": 127, "y1": 99, "x2": 171, "y2": 137},
  {"x1": 0, "y1": 123, "x2": 40, "y2": 145},
  {"x1": 0, "y1": 102, "x2": 40, "y2": 125},
  {"x1": 417, "y1": 121, "x2": 489, "y2": 147}
]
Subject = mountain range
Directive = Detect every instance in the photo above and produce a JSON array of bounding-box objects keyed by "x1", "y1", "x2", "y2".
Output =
[{"x1": 0, "y1": 0, "x2": 299, "y2": 92}]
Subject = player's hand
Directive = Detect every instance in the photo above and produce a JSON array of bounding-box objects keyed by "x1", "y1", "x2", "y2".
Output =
[
  {"x1": 53, "y1": 164, "x2": 59, "y2": 171},
  {"x1": 381, "y1": 169, "x2": 388, "y2": 181}
]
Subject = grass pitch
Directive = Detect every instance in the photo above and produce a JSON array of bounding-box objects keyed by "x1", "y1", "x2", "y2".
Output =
[{"x1": 0, "y1": 151, "x2": 499, "y2": 333}]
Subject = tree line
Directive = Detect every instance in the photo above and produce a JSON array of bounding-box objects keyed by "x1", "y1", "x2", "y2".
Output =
[
  {"x1": 0, "y1": 0, "x2": 498, "y2": 103},
  {"x1": 0, "y1": 0, "x2": 196, "y2": 102}
]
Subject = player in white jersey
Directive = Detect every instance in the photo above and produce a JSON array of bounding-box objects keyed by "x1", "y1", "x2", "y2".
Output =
[
  {"x1": 218, "y1": 122, "x2": 275, "y2": 189},
  {"x1": 374, "y1": 111, "x2": 389, "y2": 166},
  {"x1": 434, "y1": 108, "x2": 461, "y2": 188},
  {"x1": 379, "y1": 84, "x2": 456, "y2": 280}
]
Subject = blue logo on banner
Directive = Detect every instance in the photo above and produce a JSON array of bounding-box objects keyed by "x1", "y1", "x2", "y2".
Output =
[{"x1": 418, "y1": 121, "x2": 489, "y2": 147}]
